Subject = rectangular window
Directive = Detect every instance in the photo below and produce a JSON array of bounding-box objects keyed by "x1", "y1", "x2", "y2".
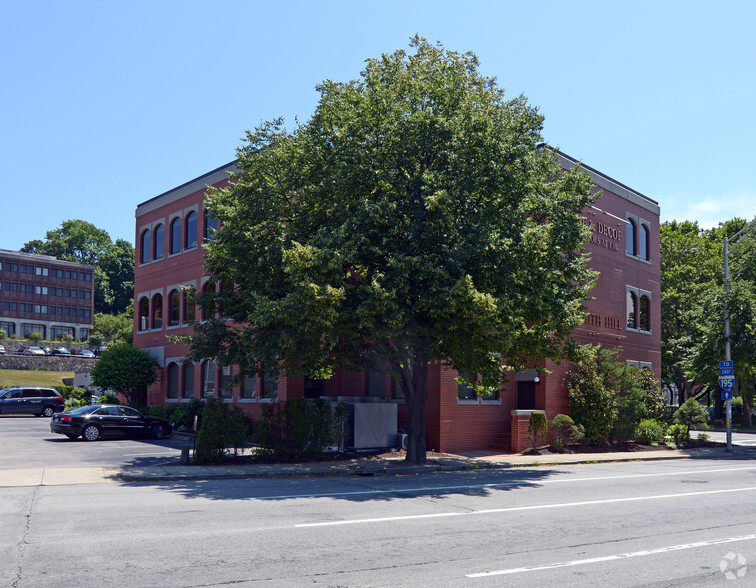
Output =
[
  {"x1": 241, "y1": 376, "x2": 257, "y2": 399},
  {"x1": 20, "y1": 265, "x2": 27, "y2": 273},
  {"x1": 35, "y1": 267, "x2": 42, "y2": 275},
  {"x1": 11, "y1": 263, "x2": 18, "y2": 272},
  {"x1": 220, "y1": 366, "x2": 233, "y2": 398},
  {"x1": 457, "y1": 370, "x2": 476, "y2": 400},
  {"x1": 261, "y1": 372, "x2": 278, "y2": 399},
  {"x1": 72, "y1": 271, "x2": 78, "y2": 280},
  {"x1": 66, "y1": 271, "x2": 71, "y2": 279}
]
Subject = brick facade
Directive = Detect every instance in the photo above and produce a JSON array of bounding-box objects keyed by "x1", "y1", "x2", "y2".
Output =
[{"x1": 134, "y1": 151, "x2": 660, "y2": 454}]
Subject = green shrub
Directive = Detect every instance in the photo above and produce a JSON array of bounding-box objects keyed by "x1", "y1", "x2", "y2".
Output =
[
  {"x1": 227, "y1": 405, "x2": 251, "y2": 457},
  {"x1": 94, "y1": 393, "x2": 120, "y2": 404},
  {"x1": 26, "y1": 332, "x2": 42, "y2": 342},
  {"x1": 528, "y1": 411, "x2": 548, "y2": 452},
  {"x1": 566, "y1": 346, "x2": 618, "y2": 445},
  {"x1": 54, "y1": 386, "x2": 91, "y2": 403},
  {"x1": 0, "y1": 329, "x2": 7, "y2": 339},
  {"x1": 64, "y1": 398, "x2": 88, "y2": 411},
  {"x1": 253, "y1": 399, "x2": 346, "y2": 460},
  {"x1": 194, "y1": 397, "x2": 229, "y2": 465},
  {"x1": 59, "y1": 332, "x2": 74, "y2": 342},
  {"x1": 673, "y1": 398, "x2": 709, "y2": 435},
  {"x1": 635, "y1": 419, "x2": 666, "y2": 446},
  {"x1": 697, "y1": 433, "x2": 710, "y2": 442},
  {"x1": 668, "y1": 423, "x2": 688, "y2": 446},
  {"x1": 178, "y1": 398, "x2": 205, "y2": 432},
  {"x1": 550, "y1": 414, "x2": 584, "y2": 453}
]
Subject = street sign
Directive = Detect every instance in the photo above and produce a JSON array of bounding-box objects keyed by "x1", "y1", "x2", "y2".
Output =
[
  {"x1": 719, "y1": 376, "x2": 735, "y2": 390},
  {"x1": 720, "y1": 368, "x2": 734, "y2": 376},
  {"x1": 722, "y1": 390, "x2": 733, "y2": 400},
  {"x1": 720, "y1": 360, "x2": 733, "y2": 369}
]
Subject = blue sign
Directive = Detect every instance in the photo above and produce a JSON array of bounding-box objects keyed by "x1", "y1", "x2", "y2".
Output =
[
  {"x1": 720, "y1": 360, "x2": 733, "y2": 369},
  {"x1": 722, "y1": 390, "x2": 733, "y2": 400},
  {"x1": 719, "y1": 376, "x2": 735, "y2": 390},
  {"x1": 720, "y1": 368, "x2": 734, "y2": 376}
]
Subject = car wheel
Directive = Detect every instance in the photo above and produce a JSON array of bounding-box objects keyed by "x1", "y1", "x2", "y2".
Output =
[
  {"x1": 81, "y1": 424, "x2": 100, "y2": 441},
  {"x1": 64, "y1": 434, "x2": 79, "y2": 440},
  {"x1": 151, "y1": 424, "x2": 166, "y2": 439},
  {"x1": 42, "y1": 406, "x2": 55, "y2": 418}
]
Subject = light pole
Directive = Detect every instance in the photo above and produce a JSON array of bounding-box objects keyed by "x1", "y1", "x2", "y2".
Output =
[{"x1": 723, "y1": 218, "x2": 756, "y2": 452}]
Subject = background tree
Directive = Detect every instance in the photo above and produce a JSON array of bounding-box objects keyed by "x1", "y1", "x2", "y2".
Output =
[
  {"x1": 186, "y1": 37, "x2": 596, "y2": 464},
  {"x1": 89, "y1": 343, "x2": 158, "y2": 408},
  {"x1": 660, "y1": 220, "x2": 721, "y2": 403},
  {"x1": 21, "y1": 220, "x2": 134, "y2": 314},
  {"x1": 92, "y1": 304, "x2": 134, "y2": 344}
]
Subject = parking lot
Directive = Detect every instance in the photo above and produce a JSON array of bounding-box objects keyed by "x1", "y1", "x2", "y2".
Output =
[{"x1": 0, "y1": 414, "x2": 188, "y2": 470}]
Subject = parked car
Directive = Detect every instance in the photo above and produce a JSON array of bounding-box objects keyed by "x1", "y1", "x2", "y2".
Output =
[
  {"x1": 0, "y1": 344, "x2": 5, "y2": 354},
  {"x1": 0, "y1": 387, "x2": 65, "y2": 417},
  {"x1": 51, "y1": 347, "x2": 72, "y2": 356},
  {"x1": 23, "y1": 346, "x2": 46, "y2": 356},
  {"x1": 76, "y1": 349, "x2": 96, "y2": 358},
  {"x1": 50, "y1": 404, "x2": 173, "y2": 441}
]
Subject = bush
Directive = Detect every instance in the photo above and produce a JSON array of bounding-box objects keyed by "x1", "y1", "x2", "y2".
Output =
[
  {"x1": 178, "y1": 398, "x2": 205, "y2": 432},
  {"x1": 193, "y1": 398, "x2": 251, "y2": 464},
  {"x1": 54, "y1": 386, "x2": 91, "y2": 403},
  {"x1": 95, "y1": 394, "x2": 120, "y2": 404},
  {"x1": 527, "y1": 411, "x2": 548, "y2": 452},
  {"x1": 64, "y1": 398, "x2": 88, "y2": 411},
  {"x1": 26, "y1": 332, "x2": 42, "y2": 342},
  {"x1": 253, "y1": 399, "x2": 346, "y2": 460},
  {"x1": 566, "y1": 346, "x2": 618, "y2": 445},
  {"x1": 0, "y1": 329, "x2": 6, "y2": 339},
  {"x1": 673, "y1": 398, "x2": 709, "y2": 435},
  {"x1": 668, "y1": 423, "x2": 688, "y2": 447},
  {"x1": 550, "y1": 414, "x2": 584, "y2": 453},
  {"x1": 59, "y1": 332, "x2": 74, "y2": 342},
  {"x1": 635, "y1": 419, "x2": 666, "y2": 446},
  {"x1": 194, "y1": 397, "x2": 229, "y2": 464}
]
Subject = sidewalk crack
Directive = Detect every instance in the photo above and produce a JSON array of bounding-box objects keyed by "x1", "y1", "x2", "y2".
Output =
[{"x1": 12, "y1": 486, "x2": 39, "y2": 588}]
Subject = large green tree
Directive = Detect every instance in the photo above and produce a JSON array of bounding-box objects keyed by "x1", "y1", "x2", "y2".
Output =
[
  {"x1": 186, "y1": 37, "x2": 597, "y2": 463},
  {"x1": 21, "y1": 220, "x2": 134, "y2": 314},
  {"x1": 89, "y1": 343, "x2": 159, "y2": 408},
  {"x1": 660, "y1": 220, "x2": 721, "y2": 402}
]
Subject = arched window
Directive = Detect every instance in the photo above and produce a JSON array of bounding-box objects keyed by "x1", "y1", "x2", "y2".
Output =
[
  {"x1": 153, "y1": 224, "x2": 164, "y2": 260},
  {"x1": 183, "y1": 287, "x2": 195, "y2": 323},
  {"x1": 205, "y1": 209, "x2": 218, "y2": 241},
  {"x1": 185, "y1": 211, "x2": 198, "y2": 249},
  {"x1": 140, "y1": 229, "x2": 151, "y2": 264},
  {"x1": 626, "y1": 291, "x2": 638, "y2": 329},
  {"x1": 639, "y1": 223, "x2": 649, "y2": 261},
  {"x1": 167, "y1": 362, "x2": 179, "y2": 399},
  {"x1": 170, "y1": 217, "x2": 182, "y2": 254},
  {"x1": 182, "y1": 363, "x2": 194, "y2": 398},
  {"x1": 639, "y1": 295, "x2": 650, "y2": 331},
  {"x1": 201, "y1": 360, "x2": 215, "y2": 397},
  {"x1": 138, "y1": 297, "x2": 149, "y2": 331},
  {"x1": 625, "y1": 218, "x2": 637, "y2": 256},
  {"x1": 200, "y1": 282, "x2": 215, "y2": 321},
  {"x1": 169, "y1": 289, "x2": 180, "y2": 326},
  {"x1": 151, "y1": 293, "x2": 163, "y2": 330}
]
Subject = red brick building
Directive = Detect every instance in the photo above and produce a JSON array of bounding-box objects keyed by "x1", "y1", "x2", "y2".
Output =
[
  {"x1": 134, "y1": 151, "x2": 660, "y2": 453},
  {"x1": 0, "y1": 250, "x2": 95, "y2": 341}
]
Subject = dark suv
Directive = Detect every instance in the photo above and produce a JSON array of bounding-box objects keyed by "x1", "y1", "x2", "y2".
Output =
[{"x1": 0, "y1": 387, "x2": 65, "y2": 417}]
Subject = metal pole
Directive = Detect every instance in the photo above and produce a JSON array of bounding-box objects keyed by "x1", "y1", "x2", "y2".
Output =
[{"x1": 724, "y1": 236, "x2": 733, "y2": 452}]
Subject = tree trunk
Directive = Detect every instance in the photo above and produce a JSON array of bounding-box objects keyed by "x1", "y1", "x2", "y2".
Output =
[
  {"x1": 392, "y1": 351, "x2": 429, "y2": 465},
  {"x1": 741, "y1": 385, "x2": 753, "y2": 428}
]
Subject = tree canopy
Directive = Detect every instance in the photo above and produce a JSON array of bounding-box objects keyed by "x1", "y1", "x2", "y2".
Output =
[
  {"x1": 21, "y1": 220, "x2": 134, "y2": 314},
  {"x1": 186, "y1": 37, "x2": 597, "y2": 463},
  {"x1": 89, "y1": 343, "x2": 159, "y2": 408}
]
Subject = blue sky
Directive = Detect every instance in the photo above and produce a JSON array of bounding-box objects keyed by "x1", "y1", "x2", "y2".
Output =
[{"x1": 2, "y1": 0, "x2": 754, "y2": 251}]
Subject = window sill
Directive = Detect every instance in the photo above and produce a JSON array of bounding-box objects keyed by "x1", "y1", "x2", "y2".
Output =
[
  {"x1": 480, "y1": 399, "x2": 502, "y2": 405},
  {"x1": 238, "y1": 398, "x2": 257, "y2": 403},
  {"x1": 457, "y1": 399, "x2": 479, "y2": 405},
  {"x1": 258, "y1": 397, "x2": 277, "y2": 403}
]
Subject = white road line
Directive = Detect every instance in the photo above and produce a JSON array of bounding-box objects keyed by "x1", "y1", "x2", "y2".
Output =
[
  {"x1": 294, "y1": 485, "x2": 756, "y2": 527},
  {"x1": 123, "y1": 452, "x2": 178, "y2": 457},
  {"x1": 466, "y1": 533, "x2": 756, "y2": 577},
  {"x1": 260, "y1": 466, "x2": 756, "y2": 501}
]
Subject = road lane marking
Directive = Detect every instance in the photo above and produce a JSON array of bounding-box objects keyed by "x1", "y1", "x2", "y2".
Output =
[
  {"x1": 294, "y1": 485, "x2": 756, "y2": 527},
  {"x1": 466, "y1": 533, "x2": 756, "y2": 577},
  {"x1": 260, "y1": 466, "x2": 756, "y2": 501}
]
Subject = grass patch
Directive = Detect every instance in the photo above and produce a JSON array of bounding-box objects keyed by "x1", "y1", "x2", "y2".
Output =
[{"x1": 0, "y1": 369, "x2": 75, "y2": 389}]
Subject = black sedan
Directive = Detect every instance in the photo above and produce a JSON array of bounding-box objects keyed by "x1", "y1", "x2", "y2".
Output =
[{"x1": 50, "y1": 404, "x2": 172, "y2": 441}]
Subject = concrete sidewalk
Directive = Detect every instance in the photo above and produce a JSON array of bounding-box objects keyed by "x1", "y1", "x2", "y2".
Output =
[{"x1": 2, "y1": 444, "x2": 753, "y2": 487}]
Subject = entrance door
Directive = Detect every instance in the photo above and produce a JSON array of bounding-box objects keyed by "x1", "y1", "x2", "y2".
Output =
[{"x1": 516, "y1": 381, "x2": 536, "y2": 410}]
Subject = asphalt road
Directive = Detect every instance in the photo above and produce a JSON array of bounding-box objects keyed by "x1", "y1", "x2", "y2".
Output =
[
  {"x1": 2, "y1": 419, "x2": 756, "y2": 587},
  {"x1": 0, "y1": 414, "x2": 186, "y2": 468}
]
